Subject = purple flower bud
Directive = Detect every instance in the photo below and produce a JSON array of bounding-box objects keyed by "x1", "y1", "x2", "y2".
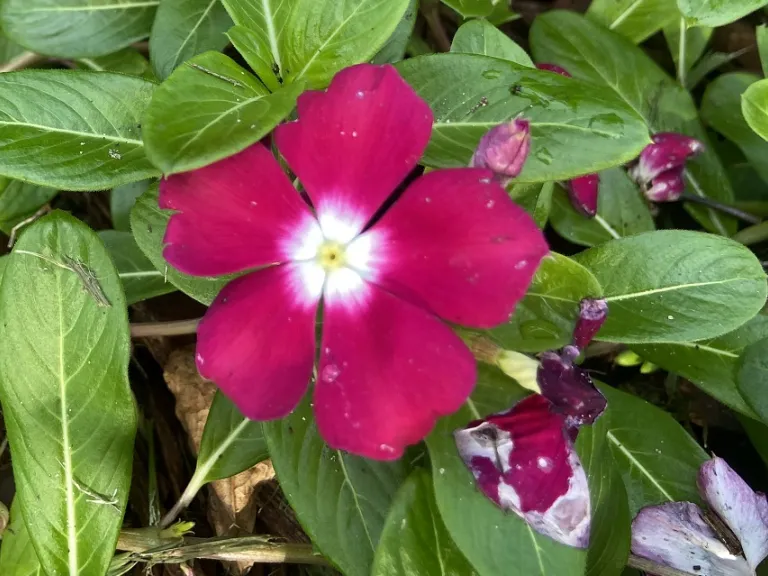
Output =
[
  {"x1": 567, "y1": 173, "x2": 600, "y2": 218},
  {"x1": 629, "y1": 132, "x2": 704, "y2": 186},
  {"x1": 645, "y1": 166, "x2": 685, "y2": 203},
  {"x1": 537, "y1": 351, "x2": 607, "y2": 429},
  {"x1": 698, "y1": 457, "x2": 768, "y2": 571},
  {"x1": 454, "y1": 394, "x2": 591, "y2": 548},
  {"x1": 536, "y1": 63, "x2": 571, "y2": 77},
  {"x1": 471, "y1": 119, "x2": 531, "y2": 184},
  {"x1": 572, "y1": 298, "x2": 608, "y2": 350}
]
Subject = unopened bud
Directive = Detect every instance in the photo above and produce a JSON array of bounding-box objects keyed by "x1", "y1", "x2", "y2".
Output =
[
  {"x1": 567, "y1": 173, "x2": 600, "y2": 217},
  {"x1": 496, "y1": 349, "x2": 541, "y2": 393},
  {"x1": 471, "y1": 118, "x2": 531, "y2": 184},
  {"x1": 572, "y1": 298, "x2": 608, "y2": 350},
  {"x1": 629, "y1": 132, "x2": 703, "y2": 187},
  {"x1": 616, "y1": 350, "x2": 643, "y2": 367},
  {"x1": 536, "y1": 63, "x2": 571, "y2": 77}
]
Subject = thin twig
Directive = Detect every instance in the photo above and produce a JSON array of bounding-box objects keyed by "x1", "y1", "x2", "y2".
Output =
[
  {"x1": 679, "y1": 192, "x2": 762, "y2": 225},
  {"x1": 7, "y1": 205, "x2": 49, "y2": 247},
  {"x1": 677, "y1": 17, "x2": 687, "y2": 87},
  {"x1": 627, "y1": 554, "x2": 701, "y2": 576},
  {"x1": 0, "y1": 51, "x2": 43, "y2": 73},
  {"x1": 421, "y1": 0, "x2": 451, "y2": 52},
  {"x1": 130, "y1": 319, "x2": 201, "y2": 338}
]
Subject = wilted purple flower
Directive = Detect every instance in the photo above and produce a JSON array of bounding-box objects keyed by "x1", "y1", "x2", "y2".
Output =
[
  {"x1": 454, "y1": 394, "x2": 591, "y2": 548},
  {"x1": 632, "y1": 457, "x2": 768, "y2": 575},
  {"x1": 645, "y1": 165, "x2": 686, "y2": 203},
  {"x1": 629, "y1": 133, "x2": 703, "y2": 204},
  {"x1": 471, "y1": 119, "x2": 530, "y2": 185},
  {"x1": 572, "y1": 298, "x2": 608, "y2": 350},
  {"x1": 537, "y1": 351, "x2": 606, "y2": 429}
]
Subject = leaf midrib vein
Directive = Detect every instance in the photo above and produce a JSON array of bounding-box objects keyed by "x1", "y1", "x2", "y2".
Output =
[
  {"x1": 0, "y1": 119, "x2": 142, "y2": 145},
  {"x1": 606, "y1": 430, "x2": 674, "y2": 501},
  {"x1": 603, "y1": 277, "x2": 750, "y2": 302}
]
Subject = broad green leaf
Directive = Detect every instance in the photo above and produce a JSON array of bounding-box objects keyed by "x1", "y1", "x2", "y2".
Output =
[
  {"x1": 0, "y1": 211, "x2": 136, "y2": 576},
  {"x1": 143, "y1": 51, "x2": 303, "y2": 174},
  {"x1": 77, "y1": 47, "x2": 151, "y2": 76},
  {"x1": 549, "y1": 168, "x2": 655, "y2": 247},
  {"x1": 573, "y1": 230, "x2": 767, "y2": 343},
  {"x1": 664, "y1": 20, "x2": 712, "y2": 76},
  {"x1": 371, "y1": 469, "x2": 477, "y2": 576},
  {"x1": 111, "y1": 180, "x2": 150, "y2": 232},
  {"x1": 0, "y1": 255, "x2": 7, "y2": 281},
  {"x1": 427, "y1": 365, "x2": 586, "y2": 576},
  {"x1": 227, "y1": 25, "x2": 282, "y2": 91},
  {"x1": 742, "y1": 78, "x2": 768, "y2": 142},
  {"x1": 198, "y1": 391, "x2": 267, "y2": 483},
  {"x1": 530, "y1": 10, "x2": 736, "y2": 235},
  {"x1": 758, "y1": 25, "x2": 768, "y2": 77},
  {"x1": 484, "y1": 1, "x2": 520, "y2": 25},
  {"x1": 372, "y1": 0, "x2": 417, "y2": 64},
  {"x1": 508, "y1": 181, "x2": 553, "y2": 228},
  {"x1": 489, "y1": 252, "x2": 602, "y2": 353},
  {"x1": 99, "y1": 230, "x2": 175, "y2": 304},
  {"x1": 223, "y1": 0, "x2": 409, "y2": 89},
  {"x1": 0, "y1": 0, "x2": 157, "y2": 58},
  {"x1": 741, "y1": 416, "x2": 768, "y2": 471},
  {"x1": 702, "y1": 74, "x2": 768, "y2": 185},
  {"x1": 599, "y1": 385, "x2": 707, "y2": 515},
  {"x1": 0, "y1": 30, "x2": 25, "y2": 65},
  {"x1": 0, "y1": 70, "x2": 158, "y2": 190},
  {"x1": 576, "y1": 414, "x2": 630, "y2": 576},
  {"x1": 130, "y1": 183, "x2": 229, "y2": 305},
  {"x1": 451, "y1": 19, "x2": 533, "y2": 67},
  {"x1": 264, "y1": 397, "x2": 410, "y2": 576},
  {"x1": 149, "y1": 0, "x2": 232, "y2": 80},
  {"x1": 396, "y1": 53, "x2": 650, "y2": 182},
  {"x1": 0, "y1": 501, "x2": 43, "y2": 576},
  {"x1": 0, "y1": 178, "x2": 57, "y2": 235},
  {"x1": 634, "y1": 314, "x2": 768, "y2": 418},
  {"x1": 738, "y1": 338, "x2": 768, "y2": 424},
  {"x1": 587, "y1": 0, "x2": 680, "y2": 43},
  {"x1": 686, "y1": 49, "x2": 749, "y2": 91},
  {"x1": 441, "y1": 0, "x2": 498, "y2": 18},
  {"x1": 677, "y1": 0, "x2": 768, "y2": 27}
]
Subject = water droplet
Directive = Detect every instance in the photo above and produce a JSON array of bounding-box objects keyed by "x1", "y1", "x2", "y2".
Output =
[
  {"x1": 667, "y1": 315, "x2": 674, "y2": 320},
  {"x1": 340, "y1": 130, "x2": 346, "y2": 135},
  {"x1": 425, "y1": 197, "x2": 432, "y2": 203},
  {"x1": 537, "y1": 456, "x2": 553, "y2": 471},
  {"x1": 439, "y1": 468, "x2": 446, "y2": 475},
  {"x1": 479, "y1": 177, "x2": 491, "y2": 184},
  {"x1": 250, "y1": 201, "x2": 258, "y2": 207},
  {"x1": 515, "y1": 260, "x2": 527, "y2": 270},
  {"x1": 236, "y1": 119, "x2": 242, "y2": 123},
  {"x1": 486, "y1": 200, "x2": 495, "y2": 209},
  {"x1": 196, "y1": 352, "x2": 205, "y2": 366},
  {"x1": 250, "y1": 124, "x2": 256, "y2": 129},
  {"x1": 108, "y1": 149, "x2": 122, "y2": 160},
  {"x1": 379, "y1": 443, "x2": 395, "y2": 454},
  {"x1": 482, "y1": 69, "x2": 502, "y2": 80},
  {"x1": 80, "y1": 142, "x2": 85, "y2": 146},
  {"x1": 356, "y1": 90, "x2": 365, "y2": 99},
  {"x1": 324, "y1": 347, "x2": 331, "y2": 354},
  {"x1": 352, "y1": 131, "x2": 358, "y2": 137},
  {"x1": 321, "y1": 364, "x2": 341, "y2": 383}
]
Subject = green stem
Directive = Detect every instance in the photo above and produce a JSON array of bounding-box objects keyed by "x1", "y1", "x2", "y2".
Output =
[
  {"x1": 679, "y1": 192, "x2": 761, "y2": 225},
  {"x1": 130, "y1": 318, "x2": 200, "y2": 338},
  {"x1": 732, "y1": 220, "x2": 768, "y2": 245},
  {"x1": 678, "y1": 17, "x2": 687, "y2": 87},
  {"x1": 158, "y1": 470, "x2": 206, "y2": 529},
  {"x1": 0, "y1": 51, "x2": 42, "y2": 73}
]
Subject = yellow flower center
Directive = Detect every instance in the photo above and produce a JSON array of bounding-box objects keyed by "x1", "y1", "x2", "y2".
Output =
[{"x1": 317, "y1": 241, "x2": 347, "y2": 270}]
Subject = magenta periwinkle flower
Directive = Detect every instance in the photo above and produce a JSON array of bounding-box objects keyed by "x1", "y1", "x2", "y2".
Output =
[
  {"x1": 471, "y1": 118, "x2": 531, "y2": 185},
  {"x1": 159, "y1": 64, "x2": 549, "y2": 460},
  {"x1": 632, "y1": 457, "x2": 768, "y2": 575},
  {"x1": 629, "y1": 133, "x2": 704, "y2": 203}
]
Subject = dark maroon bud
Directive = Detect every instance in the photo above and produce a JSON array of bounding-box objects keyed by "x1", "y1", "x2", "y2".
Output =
[
  {"x1": 537, "y1": 351, "x2": 607, "y2": 428},
  {"x1": 572, "y1": 298, "x2": 608, "y2": 350},
  {"x1": 567, "y1": 173, "x2": 600, "y2": 217}
]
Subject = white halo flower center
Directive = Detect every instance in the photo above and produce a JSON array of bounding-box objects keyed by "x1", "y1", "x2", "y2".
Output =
[{"x1": 317, "y1": 241, "x2": 347, "y2": 271}]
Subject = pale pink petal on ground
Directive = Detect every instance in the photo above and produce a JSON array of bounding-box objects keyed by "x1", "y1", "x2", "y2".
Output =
[
  {"x1": 355, "y1": 168, "x2": 549, "y2": 328},
  {"x1": 195, "y1": 264, "x2": 320, "y2": 420},
  {"x1": 160, "y1": 143, "x2": 317, "y2": 276},
  {"x1": 274, "y1": 63, "x2": 433, "y2": 240},
  {"x1": 631, "y1": 502, "x2": 752, "y2": 576},
  {"x1": 698, "y1": 457, "x2": 768, "y2": 570},
  {"x1": 313, "y1": 280, "x2": 476, "y2": 460}
]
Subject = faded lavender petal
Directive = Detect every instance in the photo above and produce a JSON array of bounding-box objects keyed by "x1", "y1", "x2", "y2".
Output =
[
  {"x1": 471, "y1": 119, "x2": 530, "y2": 183},
  {"x1": 537, "y1": 351, "x2": 607, "y2": 428},
  {"x1": 567, "y1": 173, "x2": 600, "y2": 217},
  {"x1": 632, "y1": 502, "x2": 752, "y2": 576},
  {"x1": 698, "y1": 457, "x2": 768, "y2": 571},
  {"x1": 629, "y1": 132, "x2": 704, "y2": 186},
  {"x1": 536, "y1": 63, "x2": 571, "y2": 77},
  {"x1": 572, "y1": 298, "x2": 608, "y2": 350},
  {"x1": 645, "y1": 166, "x2": 686, "y2": 203},
  {"x1": 454, "y1": 394, "x2": 590, "y2": 548}
]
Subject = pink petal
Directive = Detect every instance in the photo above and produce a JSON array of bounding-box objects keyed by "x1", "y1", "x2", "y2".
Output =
[
  {"x1": 274, "y1": 63, "x2": 433, "y2": 240},
  {"x1": 160, "y1": 143, "x2": 316, "y2": 276},
  {"x1": 567, "y1": 173, "x2": 600, "y2": 217},
  {"x1": 454, "y1": 394, "x2": 591, "y2": 548},
  {"x1": 698, "y1": 457, "x2": 768, "y2": 570},
  {"x1": 631, "y1": 502, "x2": 752, "y2": 576},
  {"x1": 195, "y1": 264, "x2": 319, "y2": 420},
  {"x1": 629, "y1": 132, "x2": 704, "y2": 186},
  {"x1": 358, "y1": 168, "x2": 549, "y2": 328},
  {"x1": 313, "y1": 279, "x2": 476, "y2": 460},
  {"x1": 645, "y1": 166, "x2": 686, "y2": 203}
]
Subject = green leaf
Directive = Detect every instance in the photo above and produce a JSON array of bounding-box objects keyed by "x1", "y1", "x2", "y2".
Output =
[
  {"x1": 549, "y1": 168, "x2": 655, "y2": 247},
  {"x1": 149, "y1": 0, "x2": 232, "y2": 80},
  {"x1": 489, "y1": 252, "x2": 602, "y2": 353},
  {"x1": 664, "y1": 20, "x2": 712, "y2": 76},
  {"x1": 143, "y1": 51, "x2": 303, "y2": 174},
  {"x1": 0, "y1": 501, "x2": 43, "y2": 576},
  {"x1": 99, "y1": 230, "x2": 174, "y2": 305},
  {"x1": 0, "y1": 211, "x2": 136, "y2": 576},
  {"x1": 742, "y1": 78, "x2": 768, "y2": 142},
  {"x1": 130, "y1": 183, "x2": 229, "y2": 304},
  {"x1": 686, "y1": 49, "x2": 749, "y2": 91},
  {"x1": 451, "y1": 19, "x2": 533, "y2": 67},
  {"x1": 509, "y1": 181, "x2": 553, "y2": 228},
  {"x1": 197, "y1": 391, "x2": 267, "y2": 483},
  {"x1": 0, "y1": 29, "x2": 25, "y2": 65},
  {"x1": 396, "y1": 53, "x2": 651, "y2": 182},
  {"x1": 0, "y1": 255, "x2": 7, "y2": 281},
  {"x1": 677, "y1": 0, "x2": 768, "y2": 27},
  {"x1": 0, "y1": 70, "x2": 159, "y2": 190},
  {"x1": 530, "y1": 10, "x2": 736, "y2": 236},
  {"x1": 738, "y1": 338, "x2": 768, "y2": 424},
  {"x1": 222, "y1": 0, "x2": 409, "y2": 89},
  {"x1": 702, "y1": 73, "x2": 768, "y2": 185},
  {"x1": 758, "y1": 25, "x2": 768, "y2": 77},
  {"x1": 0, "y1": 178, "x2": 57, "y2": 235},
  {"x1": 226, "y1": 25, "x2": 282, "y2": 92},
  {"x1": 573, "y1": 230, "x2": 767, "y2": 343},
  {"x1": 264, "y1": 396, "x2": 411, "y2": 576},
  {"x1": 440, "y1": 0, "x2": 498, "y2": 18},
  {"x1": 586, "y1": 0, "x2": 680, "y2": 43},
  {"x1": 427, "y1": 365, "x2": 587, "y2": 576},
  {"x1": 599, "y1": 385, "x2": 707, "y2": 515},
  {"x1": 633, "y1": 314, "x2": 768, "y2": 418},
  {"x1": 576, "y1": 414, "x2": 630, "y2": 576},
  {"x1": 371, "y1": 469, "x2": 477, "y2": 576},
  {"x1": 740, "y1": 416, "x2": 768, "y2": 471},
  {"x1": 372, "y1": 0, "x2": 417, "y2": 65},
  {"x1": 111, "y1": 180, "x2": 150, "y2": 232},
  {"x1": 0, "y1": 0, "x2": 157, "y2": 58},
  {"x1": 77, "y1": 47, "x2": 152, "y2": 76}
]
